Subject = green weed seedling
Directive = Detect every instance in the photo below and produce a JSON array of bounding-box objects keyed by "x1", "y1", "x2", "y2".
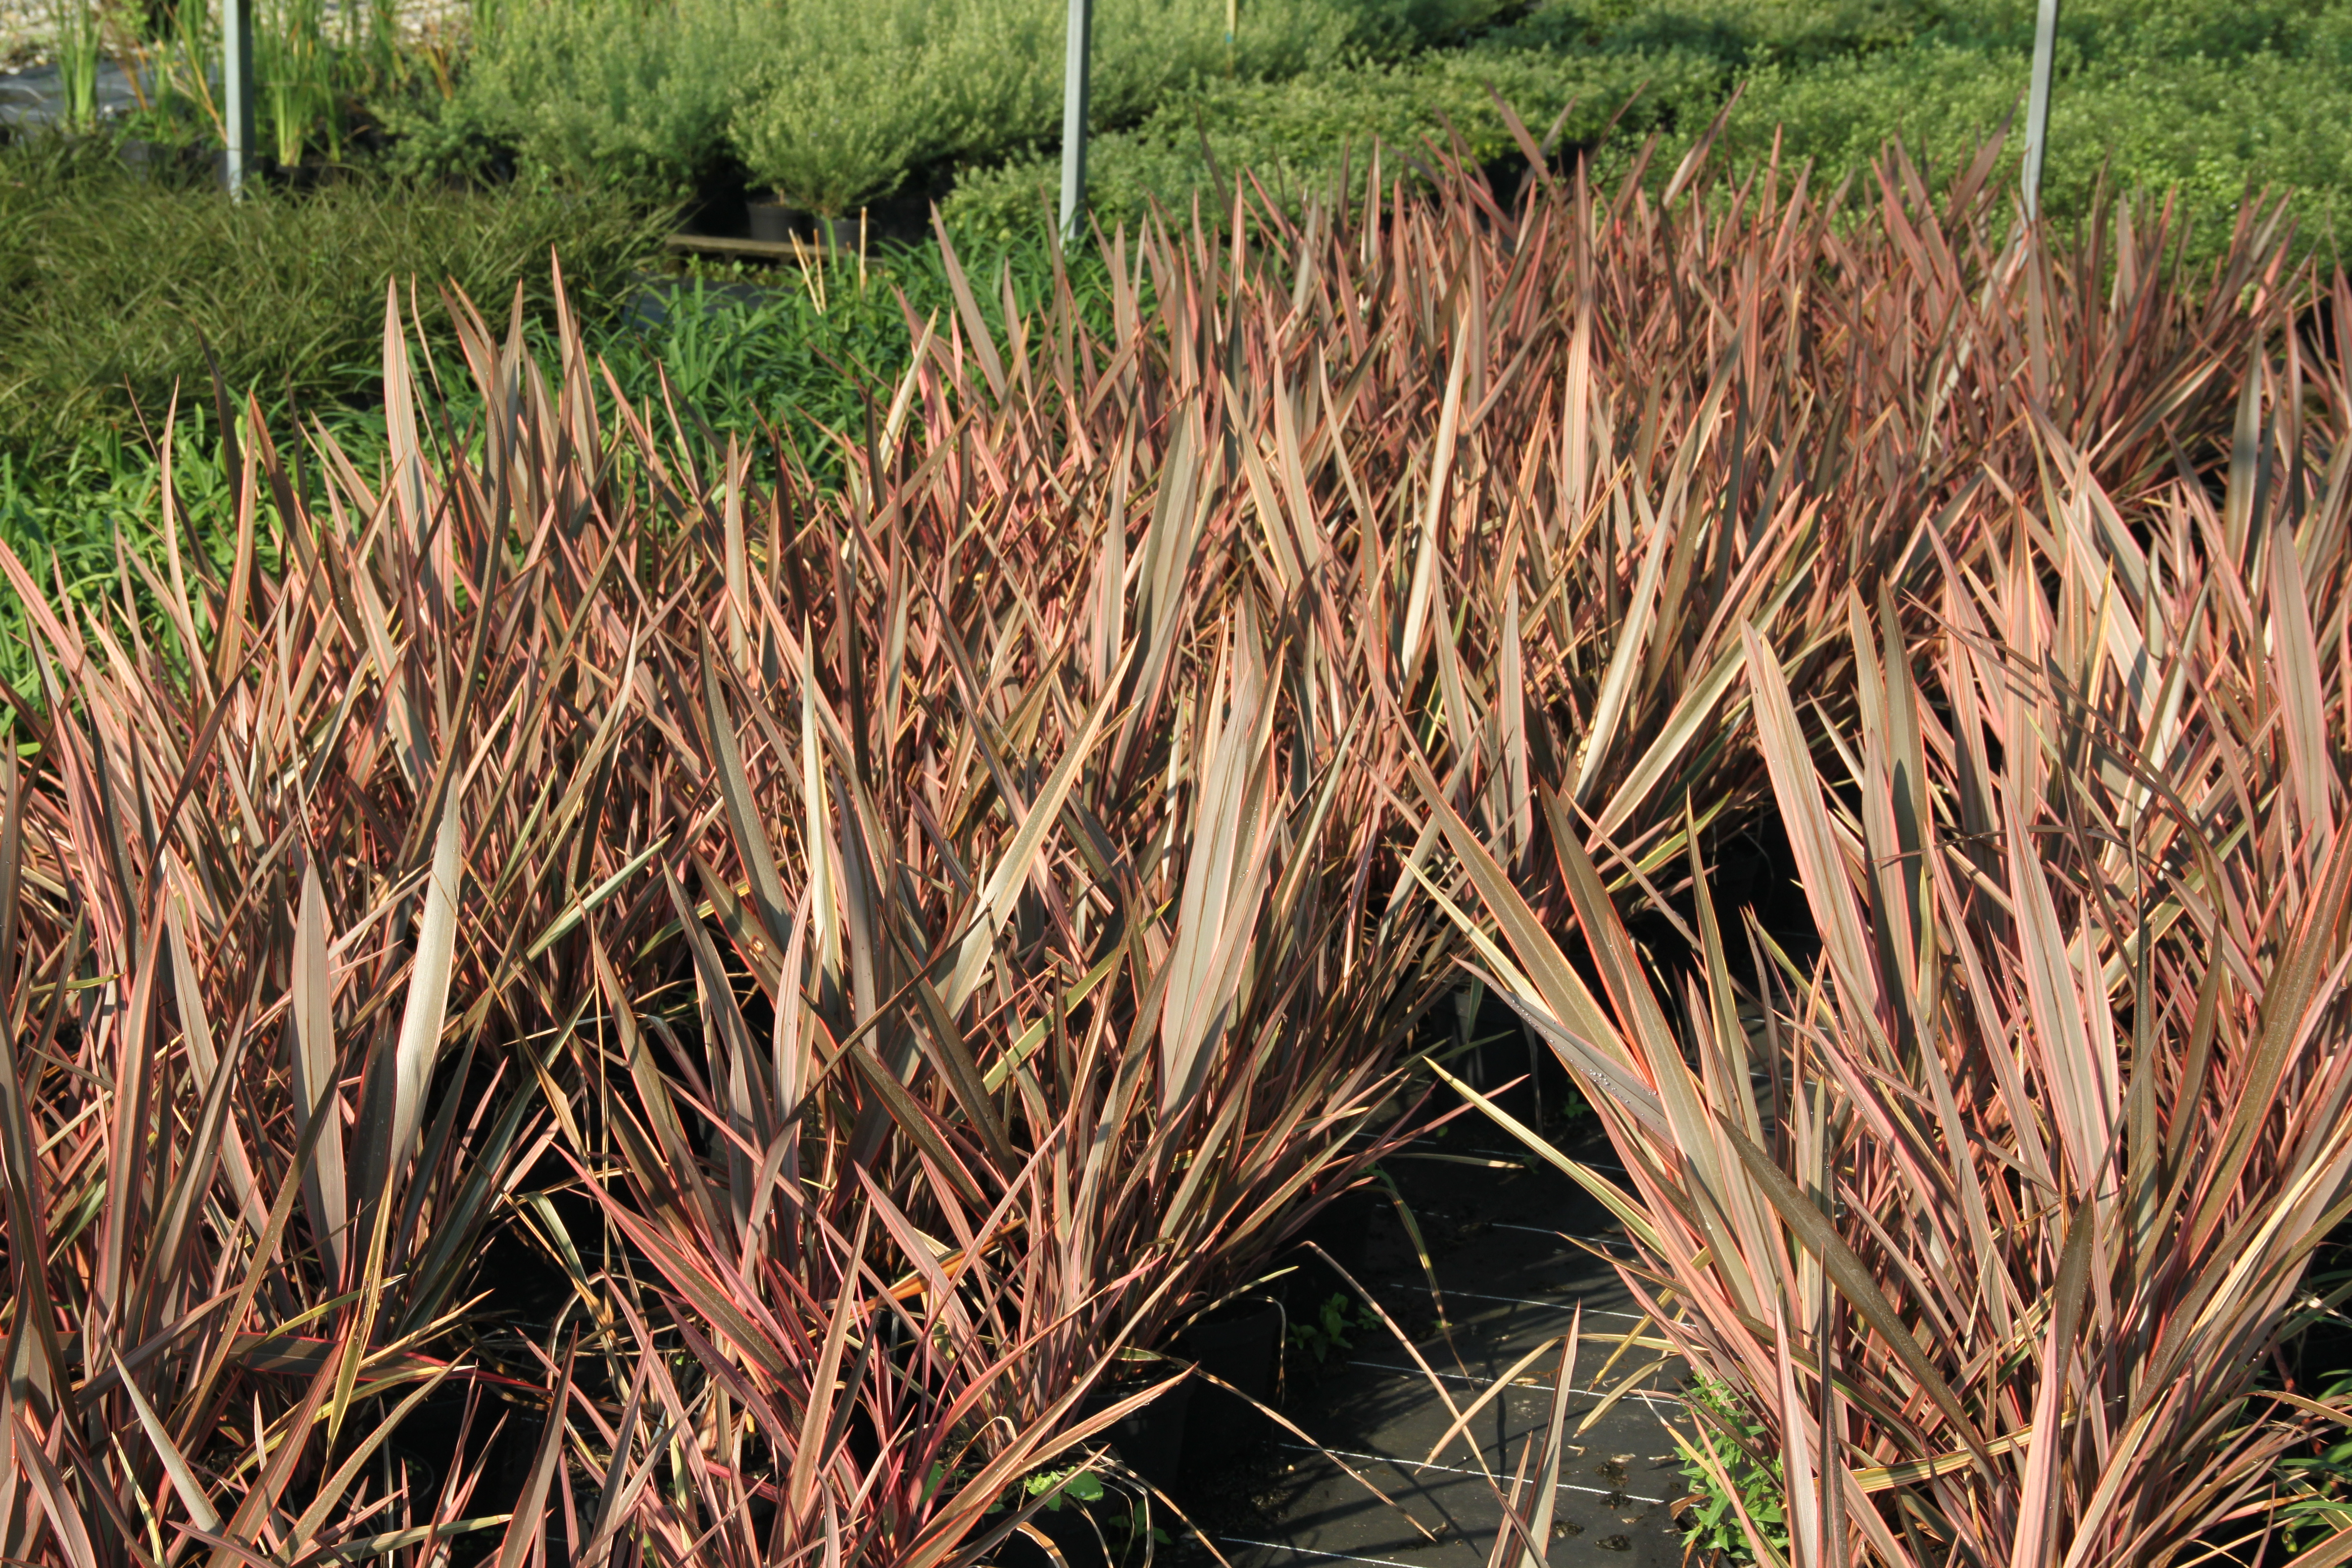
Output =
[
  {"x1": 2279, "y1": 1369, "x2": 2352, "y2": 1553},
  {"x1": 1289, "y1": 1292, "x2": 1379, "y2": 1366},
  {"x1": 1672, "y1": 1376, "x2": 1787, "y2": 1565},
  {"x1": 1022, "y1": 1465, "x2": 1107, "y2": 1513}
]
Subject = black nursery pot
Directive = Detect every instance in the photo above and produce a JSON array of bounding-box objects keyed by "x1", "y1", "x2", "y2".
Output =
[
  {"x1": 1176, "y1": 1298, "x2": 1283, "y2": 1457},
  {"x1": 1080, "y1": 1376, "x2": 1192, "y2": 1493},
  {"x1": 816, "y1": 213, "x2": 860, "y2": 253},
  {"x1": 273, "y1": 157, "x2": 325, "y2": 192},
  {"x1": 746, "y1": 198, "x2": 796, "y2": 245},
  {"x1": 745, "y1": 203, "x2": 863, "y2": 252}
]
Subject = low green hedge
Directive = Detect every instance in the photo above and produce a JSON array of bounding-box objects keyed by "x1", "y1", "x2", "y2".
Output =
[
  {"x1": 942, "y1": 44, "x2": 1723, "y2": 238},
  {"x1": 1710, "y1": 8, "x2": 2352, "y2": 259},
  {"x1": 946, "y1": 0, "x2": 2352, "y2": 265},
  {"x1": 420, "y1": 0, "x2": 1514, "y2": 210}
]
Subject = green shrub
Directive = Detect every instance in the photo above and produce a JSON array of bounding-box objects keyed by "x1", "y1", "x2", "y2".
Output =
[
  {"x1": 402, "y1": 0, "x2": 1550, "y2": 212},
  {"x1": 433, "y1": 0, "x2": 755, "y2": 196},
  {"x1": 1860, "y1": 0, "x2": 2348, "y2": 66},
  {"x1": 1457, "y1": 0, "x2": 2352, "y2": 266},
  {"x1": 1344, "y1": 0, "x2": 1527, "y2": 55},
  {"x1": 1480, "y1": 0, "x2": 1942, "y2": 70},
  {"x1": 1672, "y1": 1376, "x2": 1787, "y2": 1564},
  {"x1": 1076, "y1": 0, "x2": 1375, "y2": 127},
  {"x1": 732, "y1": 20, "x2": 945, "y2": 217},
  {"x1": 728, "y1": 0, "x2": 1395, "y2": 215}
]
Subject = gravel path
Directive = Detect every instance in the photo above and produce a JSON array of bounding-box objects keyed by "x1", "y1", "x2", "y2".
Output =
[
  {"x1": 0, "y1": 0, "x2": 52, "y2": 64},
  {"x1": 2, "y1": 0, "x2": 469, "y2": 70}
]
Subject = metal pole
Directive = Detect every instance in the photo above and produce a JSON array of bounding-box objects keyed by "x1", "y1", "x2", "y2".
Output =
[
  {"x1": 1057, "y1": 0, "x2": 1092, "y2": 243},
  {"x1": 2021, "y1": 0, "x2": 2059, "y2": 220},
  {"x1": 222, "y1": 0, "x2": 253, "y2": 196}
]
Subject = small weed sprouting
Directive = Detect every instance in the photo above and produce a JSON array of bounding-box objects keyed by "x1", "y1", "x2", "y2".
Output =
[
  {"x1": 1290, "y1": 1293, "x2": 1380, "y2": 1366},
  {"x1": 1023, "y1": 1466, "x2": 1107, "y2": 1513},
  {"x1": 2278, "y1": 1370, "x2": 2352, "y2": 1555},
  {"x1": 1672, "y1": 1378, "x2": 1787, "y2": 1565}
]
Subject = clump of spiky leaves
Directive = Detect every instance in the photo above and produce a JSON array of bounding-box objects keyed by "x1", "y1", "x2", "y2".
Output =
[
  {"x1": 1424, "y1": 268, "x2": 2352, "y2": 1563},
  {"x1": 552, "y1": 314, "x2": 1462, "y2": 1561},
  {"x1": 0, "y1": 281, "x2": 690, "y2": 1563},
  {"x1": 0, "y1": 231, "x2": 1458, "y2": 1558},
  {"x1": 644, "y1": 121, "x2": 2346, "y2": 1565},
  {"x1": 908, "y1": 121, "x2": 2301, "y2": 968}
]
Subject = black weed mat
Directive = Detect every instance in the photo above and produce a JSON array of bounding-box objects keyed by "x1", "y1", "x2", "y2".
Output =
[{"x1": 1010, "y1": 1110, "x2": 1701, "y2": 1568}]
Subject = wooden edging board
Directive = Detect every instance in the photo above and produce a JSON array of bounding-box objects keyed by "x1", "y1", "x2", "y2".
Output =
[{"x1": 662, "y1": 233, "x2": 841, "y2": 262}]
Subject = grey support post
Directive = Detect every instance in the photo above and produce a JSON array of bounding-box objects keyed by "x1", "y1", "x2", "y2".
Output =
[
  {"x1": 1058, "y1": 0, "x2": 1092, "y2": 243},
  {"x1": 222, "y1": 0, "x2": 254, "y2": 196},
  {"x1": 2021, "y1": 0, "x2": 2059, "y2": 220}
]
